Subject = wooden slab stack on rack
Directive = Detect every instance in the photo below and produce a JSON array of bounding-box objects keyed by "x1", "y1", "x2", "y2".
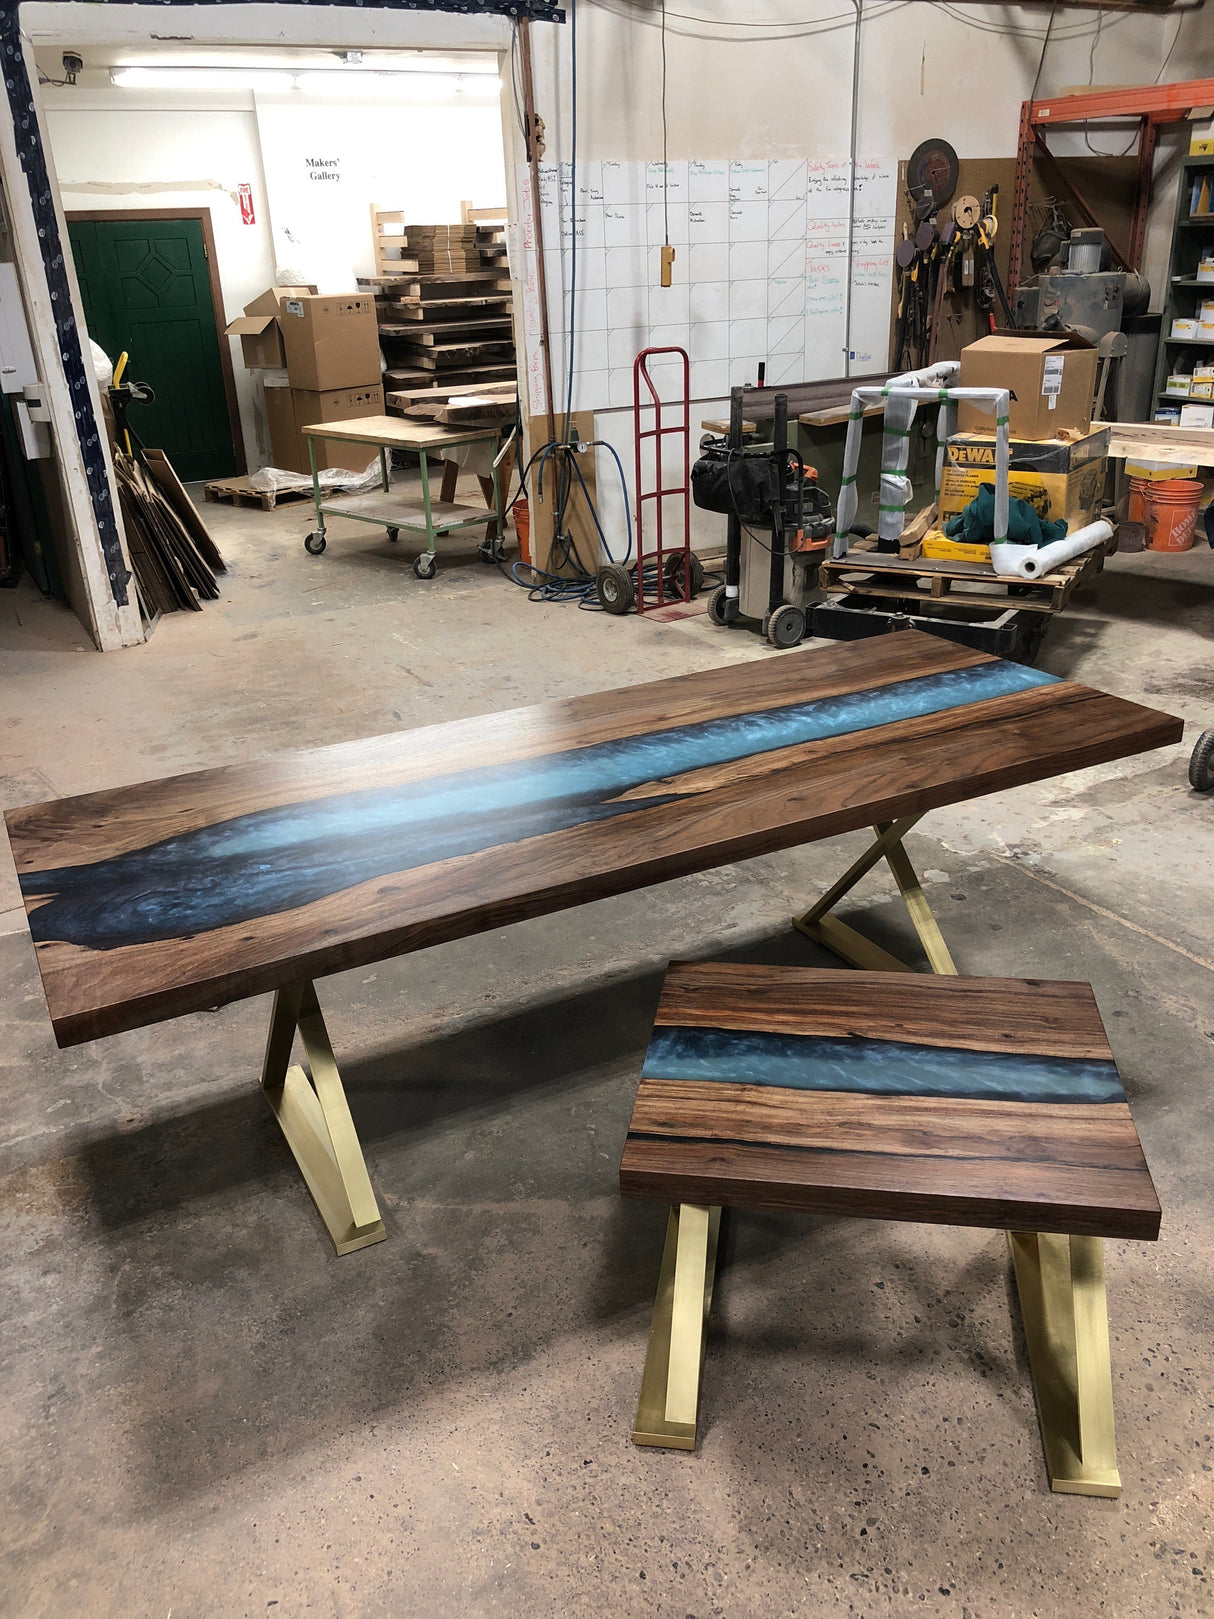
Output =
[{"x1": 362, "y1": 254, "x2": 517, "y2": 399}]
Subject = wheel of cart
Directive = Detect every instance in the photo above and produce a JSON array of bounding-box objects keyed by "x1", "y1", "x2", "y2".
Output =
[{"x1": 1189, "y1": 728, "x2": 1214, "y2": 792}]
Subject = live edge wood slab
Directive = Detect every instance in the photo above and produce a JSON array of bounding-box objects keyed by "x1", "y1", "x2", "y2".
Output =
[
  {"x1": 621, "y1": 963, "x2": 1161, "y2": 1241},
  {"x1": 6, "y1": 631, "x2": 1181, "y2": 1048}
]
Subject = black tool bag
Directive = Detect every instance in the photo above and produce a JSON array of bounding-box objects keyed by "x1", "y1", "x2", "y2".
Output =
[
  {"x1": 693, "y1": 436, "x2": 834, "y2": 539},
  {"x1": 692, "y1": 438, "x2": 783, "y2": 519}
]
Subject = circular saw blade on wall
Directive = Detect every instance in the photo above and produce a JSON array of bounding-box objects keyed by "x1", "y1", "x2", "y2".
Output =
[{"x1": 907, "y1": 137, "x2": 960, "y2": 210}]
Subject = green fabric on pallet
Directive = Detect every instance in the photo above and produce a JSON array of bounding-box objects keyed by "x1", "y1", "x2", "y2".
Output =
[{"x1": 943, "y1": 483, "x2": 1067, "y2": 549}]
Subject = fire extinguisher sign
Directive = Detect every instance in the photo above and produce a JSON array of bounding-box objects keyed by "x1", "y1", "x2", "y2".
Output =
[{"x1": 238, "y1": 183, "x2": 256, "y2": 226}]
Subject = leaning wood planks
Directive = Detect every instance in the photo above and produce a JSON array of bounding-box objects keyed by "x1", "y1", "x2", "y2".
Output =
[
  {"x1": 5, "y1": 633, "x2": 1180, "y2": 1047},
  {"x1": 113, "y1": 452, "x2": 225, "y2": 617}
]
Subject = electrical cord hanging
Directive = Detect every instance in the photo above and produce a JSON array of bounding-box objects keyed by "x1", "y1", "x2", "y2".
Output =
[{"x1": 661, "y1": 0, "x2": 671, "y2": 253}]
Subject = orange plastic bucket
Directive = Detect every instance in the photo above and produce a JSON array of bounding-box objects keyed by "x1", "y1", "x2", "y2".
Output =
[
  {"x1": 514, "y1": 496, "x2": 531, "y2": 567},
  {"x1": 1142, "y1": 479, "x2": 1204, "y2": 552},
  {"x1": 1127, "y1": 477, "x2": 1149, "y2": 525}
]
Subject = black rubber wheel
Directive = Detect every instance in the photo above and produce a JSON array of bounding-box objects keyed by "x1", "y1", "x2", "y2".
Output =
[
  {"x1": 596, "y1": 563, "x2": 635, "y2": 615},
  {"x1": 386, "y1": 527, "x2": 400, "y2": 543},
  {"x1": 1188, "y1": 728, "x2": 1214, "y2": 792},
  {"x1": 304, "y1": 531, "x2": 326, "y2": 555},
  {"x1": 663, "y1": 551, "x2": 706, "y2": 599},
  {"x1": 413, "y1": 553, "x2": 437, "y2": 580},
  {"x1": 764, "y1": 604, "x2": 807, "y2": 649},
  {"x1": 707, "y1": 584, "x2": 732, "y2": 627},
  {"x1": 479, "y1": 536, "x2": 506, "y2": 564}
]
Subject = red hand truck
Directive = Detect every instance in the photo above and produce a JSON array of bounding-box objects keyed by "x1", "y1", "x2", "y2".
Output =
[{"x1": 594, "y1": 345, "x2": 704, "y2": 615}]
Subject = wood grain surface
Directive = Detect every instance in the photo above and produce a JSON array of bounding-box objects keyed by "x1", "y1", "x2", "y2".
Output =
[
  {"x1": 621, "y1": 965, "x2": 1161, "y2": 1240},
  {"x1": 6, "y1": 633, "x2": 1182, "y2": 1048}
]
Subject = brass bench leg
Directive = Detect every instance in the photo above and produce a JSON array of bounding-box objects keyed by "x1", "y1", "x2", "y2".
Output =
[
  {"x1": 794, "y1": 815, "x2": 957, "y2": 975},
  {"x1": 632, "y1": 1204, "x2": 721, "y2": 1449},
  {"x1": 1009, "y1": 1231, "x2": 1121, "y2": 1498},
  {"x1": 259, "y1": 981, "x2": 387, "y2": 1256}
]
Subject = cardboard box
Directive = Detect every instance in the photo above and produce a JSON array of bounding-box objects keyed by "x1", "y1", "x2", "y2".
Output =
[
  {"x1": 958, "y1": 331, "x2": 1098, "y2": 439},
  {"x1": 280, "y1": 294, "x2": 381, "y2": 391},
  {"x1": 1179, "y1": 403, "x2": 1214, "y2": 429},
  {"x1": 262, "y1": 378, "x2": 304, "y2": 473},
  {"x1": 938, "y1": 428, "x2": 1110, "y2": 532},
  {"x1": 225, "y1": 285, "x2": 317, "y2": 369},
  {"x1": 259, "y1": 380, "x2": 383, "y2": 473},
  {"x1": 291, "y1": 384, "x2": 385, "y2": 472}
]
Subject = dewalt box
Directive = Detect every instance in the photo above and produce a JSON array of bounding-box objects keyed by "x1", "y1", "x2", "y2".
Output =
[{"x1": 938, "y1": 428, "x2": 1110, "y2": 531}]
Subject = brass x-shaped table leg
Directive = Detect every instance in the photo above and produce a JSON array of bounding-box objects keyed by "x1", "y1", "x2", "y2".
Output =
[{"x1": 260, "y1": 981, "x2": 386, "y2": 1256}]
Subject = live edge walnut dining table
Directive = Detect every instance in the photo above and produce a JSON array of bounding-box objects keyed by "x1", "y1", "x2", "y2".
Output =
[{"x1": 5, "y1": 632, "x2": 1181, "y2": 1257}]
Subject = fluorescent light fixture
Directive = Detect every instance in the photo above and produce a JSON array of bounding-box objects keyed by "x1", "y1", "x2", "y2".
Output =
[
  {"x1": 110, "y1": 67, "x2": 295, "y2": 91},
  {"x1": 294, "y1": 70, "x2": 463, "y2": 99},
  {"x1": 109, "y1": 65, "x2": 501, "y2": 98}
]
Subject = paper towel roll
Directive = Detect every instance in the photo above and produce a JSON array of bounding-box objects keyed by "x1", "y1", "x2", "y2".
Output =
[{"x1": 990, "y1": 520, "x2": 1113, "y2": 581}]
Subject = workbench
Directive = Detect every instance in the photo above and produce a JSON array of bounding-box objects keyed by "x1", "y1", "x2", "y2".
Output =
[
  {"x1": 6, "y1": 633, "x2": 1179, "y2": 1260},
  {"x1": 298, "y1": 414, "x2": 505, "y2": 576}
]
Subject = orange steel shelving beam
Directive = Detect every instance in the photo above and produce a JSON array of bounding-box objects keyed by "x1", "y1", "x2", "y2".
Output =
[{"x1": 1007, "y1": 77, "x2": 1214, "y2": 291}]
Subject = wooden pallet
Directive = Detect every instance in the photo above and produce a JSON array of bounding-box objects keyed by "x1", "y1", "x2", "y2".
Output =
[
  {"x1": 817, "y1": 532, "x2": 1117, "y2": 616},
  {"x1": 203, "y1": 476, "x2": 312, "y2": 513}
]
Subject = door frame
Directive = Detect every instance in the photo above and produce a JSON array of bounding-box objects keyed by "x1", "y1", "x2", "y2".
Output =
[{"x1": 65, "y1": 206, "x2": 246, "y2": 476}]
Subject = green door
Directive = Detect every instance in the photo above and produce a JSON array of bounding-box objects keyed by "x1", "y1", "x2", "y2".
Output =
[{"x1": 67, "y1": 216, "x2": 237, "y2": 481}]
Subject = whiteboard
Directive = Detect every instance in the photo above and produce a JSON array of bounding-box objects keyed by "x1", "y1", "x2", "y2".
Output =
[{"x1": 516, "y1": 157, "x2": 897, "y2": 416}]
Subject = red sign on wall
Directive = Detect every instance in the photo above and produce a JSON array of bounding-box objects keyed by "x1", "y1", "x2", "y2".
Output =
[{"x1": 238, "y1": 184, "x2": 256, "y2": 226}]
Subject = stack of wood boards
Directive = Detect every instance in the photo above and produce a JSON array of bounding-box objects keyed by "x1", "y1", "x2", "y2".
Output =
[
  {"x1": 369, "y1": 263, "x2": 518, "y2": 396},
  {"x1": 384, "y1": 382, "x2": 517, "y2": 429},
  {"x1": 475, "y1": 221, "x2": 508, "y2": 270},
  {"x1": 114, "y1": 450, "x2": 226, "y2": 617},
  {"x1": 404, "y1": 224, "x2": 482, "y2": 273}
]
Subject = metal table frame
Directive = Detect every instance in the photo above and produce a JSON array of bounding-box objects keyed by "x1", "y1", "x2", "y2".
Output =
[{"x1": 303, "y1": 420, "x2": 505, "y2": 571}]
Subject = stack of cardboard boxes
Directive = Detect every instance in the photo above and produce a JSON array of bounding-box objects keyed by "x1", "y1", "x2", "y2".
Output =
[
  {"x1": 226, "y1": 289, "x2": 385, "y2": 473},
  {"x1": 931, "y1": 332, "x2": 1108, "y2": 555}
]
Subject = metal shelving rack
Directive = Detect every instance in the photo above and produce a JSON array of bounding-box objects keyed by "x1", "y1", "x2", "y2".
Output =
[{"x1": 1150, "y1": 156, "x2": 1214, "y2": 417}]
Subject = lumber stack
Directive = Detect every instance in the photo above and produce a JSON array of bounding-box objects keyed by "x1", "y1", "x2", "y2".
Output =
[
  {"x1": 384, "y1": 383, "x2": 517, "y2": 430},
  {"x1": 114, "y1": 451, "x2": 226, "y2": 617},
  {"x1": 404, "y1": 223, "x2": 483, "y2": 273},
  {"x1": 365, "y1": 273, "x2": 517, "y2": 397}
]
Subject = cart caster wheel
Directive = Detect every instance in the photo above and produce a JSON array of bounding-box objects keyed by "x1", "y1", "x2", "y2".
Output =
[
  {"x1": 304, "y1": 531, "x2": 326, "y2": 555},
  {"x1": 764, "y1": 604, "x2": 807, "y2": 649},
  {"x1": 413, "y1": 553, "x2": 437, "y2": 580},
  {"x1": 387, "y1": 527, "x2": 400, "y2": 543},
  {"x1": 1189, "y1": 727, "x2": 1214, "y2": 793},
  {"x1": 707, "y1": 584, "x2": 734, "y2": 627},
  {"x1": 479, "y1": 536, "x2": 506, "y2": 564},
  {"x1": 596, "y1": 563, "x2": 635, "y2": 615},
  {"x1": 663, "y1": 551, "x2": 706, "y2": 599}
]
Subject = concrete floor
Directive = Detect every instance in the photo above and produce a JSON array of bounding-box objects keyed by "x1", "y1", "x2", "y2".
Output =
[{"x1": 1, "y1": 485, "x2": 1212, "y2": 1619}]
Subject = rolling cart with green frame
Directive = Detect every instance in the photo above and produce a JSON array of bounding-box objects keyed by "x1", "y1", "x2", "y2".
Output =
[{"x1": 299, "y1": 414, "x2": 506, "y2": 578}]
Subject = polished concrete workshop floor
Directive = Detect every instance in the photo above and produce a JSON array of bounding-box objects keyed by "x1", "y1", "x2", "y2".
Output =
[{"x1": 1, "y1": 484, "x2": 1212, "y2": 1619}]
